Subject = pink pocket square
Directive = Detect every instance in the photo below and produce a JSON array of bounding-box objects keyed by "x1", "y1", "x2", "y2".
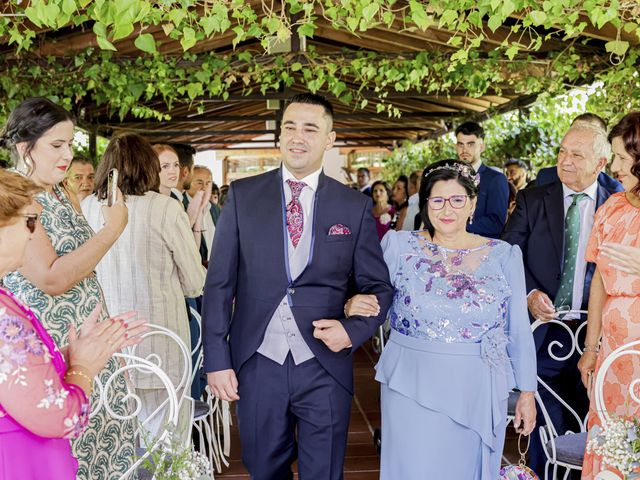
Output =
[{"x1": 328, "y1": 224, "x2": 351, "y2": 235}]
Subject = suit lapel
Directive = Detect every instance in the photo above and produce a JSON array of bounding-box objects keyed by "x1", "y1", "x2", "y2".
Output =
[
  {"x1": 297, "y1": 171, "x2": 327, "y2": 278},
  {"x1": 595, "y1": 183, "x2": 609, "y2": 209},
  {"x1": 261, "y1": 169, "x2": 287, "y2": 272},
  {"x1": 543, "y1": 182, "x2": 565, "y2": 264}
]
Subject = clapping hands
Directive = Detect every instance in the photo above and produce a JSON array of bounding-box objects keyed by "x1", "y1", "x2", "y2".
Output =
[{"x1": 67, "y1": 306, "x2": 148, "y2": 378}]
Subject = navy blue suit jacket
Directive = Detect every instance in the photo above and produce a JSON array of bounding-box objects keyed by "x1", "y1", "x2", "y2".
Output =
[
  {"x1": 468, "y1": 164, "x2": 510, "y2": 238},
  {"x1": 502, "y1": 178, "x2": 619, "y2": 335},
  {"x1": 536, "y1": 166, "x2": 623, "y2": 193},
  {"x1": 201, "y1": 168, "x2": 393, "y2": 393}
]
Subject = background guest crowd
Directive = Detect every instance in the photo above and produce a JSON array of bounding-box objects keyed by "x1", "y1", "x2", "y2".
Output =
[{"x1": 0, "y1": 92, "x2": 639, "y2": 480}]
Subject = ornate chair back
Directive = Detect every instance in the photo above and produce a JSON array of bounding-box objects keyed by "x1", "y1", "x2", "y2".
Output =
[
  {"x1": 531, "y1": 309, "x2": 589, "y2": 480},
  {"x1": 90, "y1": 347, "x2": 180, "y2": 479}
]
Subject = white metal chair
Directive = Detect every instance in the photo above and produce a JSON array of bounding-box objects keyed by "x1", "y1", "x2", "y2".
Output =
[
  {"x1": 533, "y1": 309, "x2": 589, "y2": 480},
  {"x1": 125, "y1": 324, "x2": 194, "y2": 446},
  {"x1": 592, "y1": 339, "x2": 640, "y2": 480},
  {"x1": 91, "y1": 347, "x2": 180, "y2": 479},
  {"x1": 189, "y1": 306, "x2": 231, "y2": 474}
]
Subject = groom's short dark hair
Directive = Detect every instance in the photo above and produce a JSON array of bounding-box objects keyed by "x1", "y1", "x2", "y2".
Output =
[{"x1": 285, "y1": 93, "x2": 334, "y2": 121}]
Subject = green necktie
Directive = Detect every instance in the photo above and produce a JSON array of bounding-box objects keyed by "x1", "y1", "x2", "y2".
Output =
[{"x1": 554, "y1": 193, "x2": 587, "y2": 309}]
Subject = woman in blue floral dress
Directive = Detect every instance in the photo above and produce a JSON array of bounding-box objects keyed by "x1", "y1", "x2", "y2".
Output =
[
  {"x1": 348, "y1": 160, "x2": 538, "y2": 479},
  {"x1": 0, "y1": 97, "x2": 134, "y2": 479}
]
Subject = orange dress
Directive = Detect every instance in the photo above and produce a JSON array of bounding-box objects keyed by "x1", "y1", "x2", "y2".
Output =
[{"x1": 582, "y1": 192, "x2": 640, "y2": 479}]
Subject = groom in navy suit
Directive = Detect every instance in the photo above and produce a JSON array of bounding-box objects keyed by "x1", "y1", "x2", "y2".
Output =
[
  {"x1": 201, "y1": 93, "x2": 393, "y2": 479},
  {"x1": 503, "y1": 125, "x2": 620, "y2": 477}
]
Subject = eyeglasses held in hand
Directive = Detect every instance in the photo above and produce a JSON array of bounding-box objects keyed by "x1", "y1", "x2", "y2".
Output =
[
  {"x1": 427, "y1": 195, "x2": 471, "y2": 210},
  {"x1": 22, "y1": 213, "x2": 38, "y2": 234}
]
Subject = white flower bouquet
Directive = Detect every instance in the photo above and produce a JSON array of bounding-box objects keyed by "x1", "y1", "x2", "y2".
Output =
[
  {"x1": 141, "y1": 427, "x2": 213, "y2": 480},
  {"x1": 588, "y1": 418, "x2": 640, "y2": 479}
]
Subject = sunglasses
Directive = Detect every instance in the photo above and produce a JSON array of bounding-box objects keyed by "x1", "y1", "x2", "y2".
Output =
[{"x1": 22, "y1": 213, "x2": 38, "y2": 234}]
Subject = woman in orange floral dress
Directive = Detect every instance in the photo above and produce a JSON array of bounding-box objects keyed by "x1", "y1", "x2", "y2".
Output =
[{"x1": 578, "y1": 112, "x2": 640, "y2": 479}]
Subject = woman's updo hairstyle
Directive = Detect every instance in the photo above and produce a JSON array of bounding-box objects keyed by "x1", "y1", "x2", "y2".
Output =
[
  {"x1": 419, "y1": 159, "x2": 479, "y2": 237},
  {"x1": 0, "y1": 97, "x2": 75, "y2": 175}
]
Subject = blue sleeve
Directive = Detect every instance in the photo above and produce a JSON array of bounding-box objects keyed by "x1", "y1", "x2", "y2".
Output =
[
  {"x1": 380, "y1": 230, "x2": 400, "y2": 286},
  {"x1": 341, "y1": 196, "x2": 394, "y2": 351},
  {"x1": 503, "y1": 244, "x2": 537, "y2": 391},
  {"x1": 202, "y1": 182, "x2": 240, "y2": 372},
  {"x1": 468, "y1": 173, "x2": 509, "y2": 238}
]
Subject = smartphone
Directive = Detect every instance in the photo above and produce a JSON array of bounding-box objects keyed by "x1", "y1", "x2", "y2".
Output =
[{"x1": 107, "y1": 168, "x2": 119, "y2": 207}]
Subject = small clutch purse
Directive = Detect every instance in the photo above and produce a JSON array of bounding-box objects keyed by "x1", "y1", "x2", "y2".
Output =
[{"x1": 498, "y1": 434, "x2": 540, "y2": 480}]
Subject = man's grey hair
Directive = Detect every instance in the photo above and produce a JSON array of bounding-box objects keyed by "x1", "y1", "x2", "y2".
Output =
[{"x1": 567, "y1": 125, "x2": 611, "y2": 161}]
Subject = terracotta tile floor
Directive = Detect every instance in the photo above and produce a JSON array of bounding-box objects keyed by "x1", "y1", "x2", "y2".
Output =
[{"x1": 214, "y1": 341, "x2": 519, "y2": 479}]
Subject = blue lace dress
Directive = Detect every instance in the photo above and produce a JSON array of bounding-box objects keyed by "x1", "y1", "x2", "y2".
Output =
[{"x1": 375, "y1": 230, "x2": 536, "y2": 480}]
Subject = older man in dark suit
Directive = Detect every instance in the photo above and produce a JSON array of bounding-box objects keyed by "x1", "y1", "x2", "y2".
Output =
[
  {"x1": 503, "y1": 125, "x2": 619, "y2": 477},
  {"x1": 202, "y1": 93, "x2": 393, "y2": 479}
]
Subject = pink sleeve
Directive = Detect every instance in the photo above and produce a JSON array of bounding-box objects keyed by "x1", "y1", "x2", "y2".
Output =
[{"x1": 0, "y1": 300, "x2": 90, "y2": 439}]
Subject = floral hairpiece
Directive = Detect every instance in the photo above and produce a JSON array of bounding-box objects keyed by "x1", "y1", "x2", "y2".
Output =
[{"x1": 425, "y1": 163, "x2": 480, "y2": 187}]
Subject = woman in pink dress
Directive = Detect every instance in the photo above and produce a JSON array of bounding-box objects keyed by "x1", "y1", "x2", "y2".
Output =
[
  {"x1": 371, "y1": 180, "x2": 396, "y2": 241},
  {"x1": 579, "y1": 112, "x2": 640, "y2": 479},
  {"x1": 0, "y1": 169, "x2": 145, "y2": 479}
]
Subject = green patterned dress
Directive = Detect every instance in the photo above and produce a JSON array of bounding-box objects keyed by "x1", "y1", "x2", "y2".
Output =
[{"x1": 2, "y1": 184, "x2": 135, "y2": 479}]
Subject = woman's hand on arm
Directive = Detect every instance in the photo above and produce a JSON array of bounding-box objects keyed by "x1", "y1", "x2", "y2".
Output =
[
  {"x1": 18, "y1": 191, "x2": 128, "y2": 295},
  {"x1": 513, "y1": 391, "x2": 536, "y2": 435},
  {"x1": 344, "y1": 294, "x2": 380, "y2": 318},
  {"x1": 600, "y1": 243, "x2": 640, "y2": 276}
]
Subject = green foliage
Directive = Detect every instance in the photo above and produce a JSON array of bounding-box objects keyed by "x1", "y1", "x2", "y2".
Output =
[
  {"x1": 140, "y1": 427, "x2": 212, "y2": 480},
  {"x1": 382, "y1": 90, "x2": 595, "y2": 181},
  {"x1": 0, "y1": 0, "x2": 639, "y2": 154},
  {"x1": 2, "y1": 0, "x2": 638, "y2": 59},
  {"x1": 0, "y1": 45, "x2": 615, "y2": 125}
]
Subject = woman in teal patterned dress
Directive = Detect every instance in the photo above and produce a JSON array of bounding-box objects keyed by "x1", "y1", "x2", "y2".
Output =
[{"x1": 0, "y1": 97, "x2": 134, "y2": 479}]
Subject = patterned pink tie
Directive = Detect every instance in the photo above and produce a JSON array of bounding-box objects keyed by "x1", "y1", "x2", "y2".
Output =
[{"x1": 286, "y1": 180, "x2": 306, "y2": 248}]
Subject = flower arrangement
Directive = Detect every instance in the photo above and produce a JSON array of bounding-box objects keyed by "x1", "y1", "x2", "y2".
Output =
[
  {"x1": 587, "y1": 417, "x2": 640, "y2": 478},
  {"x1": 140, "y1": 427, "x2": 213, "y2": 480}
]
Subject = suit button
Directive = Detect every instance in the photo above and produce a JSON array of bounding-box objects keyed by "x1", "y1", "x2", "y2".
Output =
[
  {"x1": 288, "y1": 332, "x2": 296, "y2": 338},
  {"x1": 288, "y1": 288, "x2": 295, "y2": 295}
]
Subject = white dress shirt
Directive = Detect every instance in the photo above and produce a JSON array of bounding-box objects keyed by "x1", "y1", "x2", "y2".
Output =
[
  {"x1": 402, "y1": 193, "x2": 420, "y2": 231},
  {"x1": 562, "y1": 181, "x2": 598, "y2": 311}
]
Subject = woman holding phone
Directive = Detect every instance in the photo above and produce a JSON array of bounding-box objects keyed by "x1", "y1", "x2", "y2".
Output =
[
  {"x1": 83, "y1": 133, "x2": 206, "y2": 441},
  {"x1": 0, "y1": 97, "x2": 133, "y2": 480}
]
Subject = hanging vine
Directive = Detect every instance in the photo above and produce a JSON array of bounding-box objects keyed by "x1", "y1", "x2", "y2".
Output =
[{"x1": 0, "y1": 0, "x2": 638, "y2": 123}]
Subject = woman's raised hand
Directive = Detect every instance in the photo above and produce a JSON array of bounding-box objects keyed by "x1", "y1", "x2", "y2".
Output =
[
  {"x1": 101, "y1": 187, "x2": 128, "y2": 236},
  {"x1": 344, "y1": 294, "x2": 380, "y2": 318},
  {"x1": 67, "y1": 306, "x2": 148, "y2": 378},
  {"x1": 187, "y1": 190, "x2": 206, "y2": 227}
]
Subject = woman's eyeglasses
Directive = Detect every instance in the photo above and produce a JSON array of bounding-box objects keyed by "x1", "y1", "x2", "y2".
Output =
[
  {"x1": 22, "y1": 214, "x2": 38, "y2": 234},
  {"x1": 427, "y1": 195, "x2": 470, "y2": 210}
]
